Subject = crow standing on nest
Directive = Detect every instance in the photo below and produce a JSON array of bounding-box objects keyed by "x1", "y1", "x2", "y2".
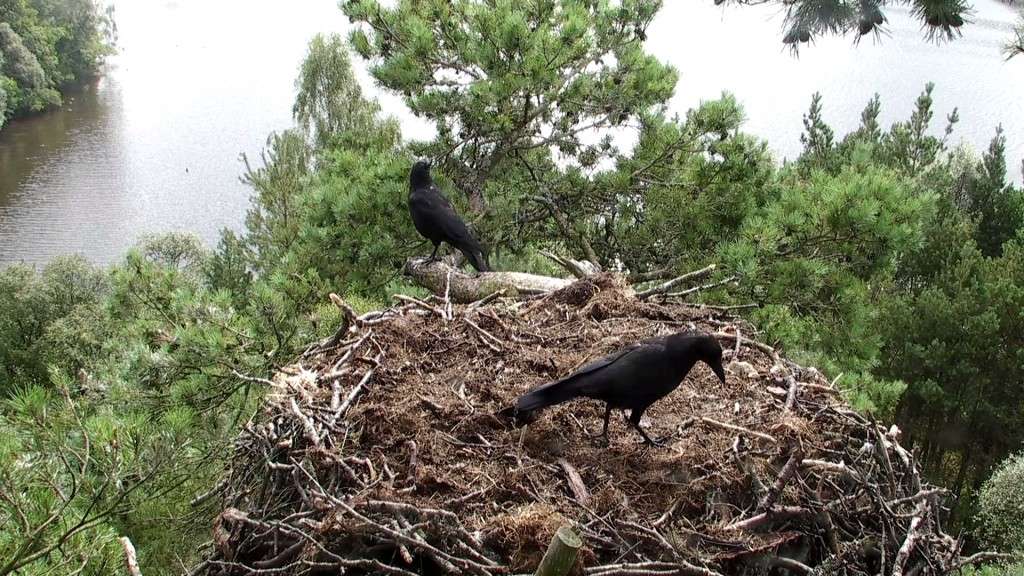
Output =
[
  {"x1": 509, "y1": 331, "x2": 726, "y2": 446},
  {"x1": 408, "y1": 160, "x2": 490, "y2": 272}
]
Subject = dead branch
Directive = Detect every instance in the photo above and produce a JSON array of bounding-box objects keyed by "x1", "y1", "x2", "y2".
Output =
[
  {"x1": 767, "y1": 556, "x2": 812, "y2": 574},
  {"x1": 190, "y1": 477, "x2": 230, "y2": 508},
  {"x1": 540, "y1": 250, "x2": 602, "y2": 279},
  {"x1": 464, "y1": 317, "x2": 503, "y2": 351},
  {"x1": 892, "y1": 502, "x2": 928, "y2": 576},
  {"x1": 872, "y1": 420, "x2": 899, "y2": 499},
  {"x1": 663, "y1": 275, "x2": 738, "y2": 299},
  {"x1": 331, "y1": 351, "x2": 384, "y2": 426},
  {"x1": 758, "y1": 445, "x2": 804, "y2": 512},
  {"x1": 712, "y1": 331, "x2": 783, "y2": 367},
  {"x1": 948, "y1": 552, "x2": 1021, "y2": 570},
  {"x1": 322, "y1": 293, "x2": 359, "y2": 350},
  {"x1": 636, "y1": 264, "x2": 717, "y2": 299},
  {"x1": 393, "y1": 293, "x2": 447, "y2": 318},
  {"x1": 627, "y1": 265, "x2": 676, "y2": 284},
  {"x1": 589, "y1": 560, "x2": 726, "y2": 576},
  {"x1": 701, "y1": 417, "x2": 778, "y2": 443},
  {"x1": 558, "y1": 459, "x2": 590, "y2": 505},
  {"x1": 784, "y1": 376, "x2": 799, "y2": 411},
  {"x1": 725, "y1": 506, "x2": 812, "y2": 532}
]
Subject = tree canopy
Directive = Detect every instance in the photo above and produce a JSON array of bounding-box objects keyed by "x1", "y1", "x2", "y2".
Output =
[{"x1": 0, "y1": 0, "x2": 115, "y2": 125}]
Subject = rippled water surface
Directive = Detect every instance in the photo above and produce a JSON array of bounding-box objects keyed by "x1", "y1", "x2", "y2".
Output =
[{"x1": 1, "y1": 0, "x2": 1022, "y2": 266}]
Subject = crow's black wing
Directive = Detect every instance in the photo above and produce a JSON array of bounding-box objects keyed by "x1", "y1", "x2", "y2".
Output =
[
  {"x1": 411, "y1": 189, "x2": 473, "y2": 236},
  {"x1": 530, "y1": 337, "x2": 666, "y2": 393},
  {"x1": 427, "y1": 183, "x2": 454, "y2": 209},
  {"x1": 513, "y1": 337, "x2": 667, "y2": 412}
]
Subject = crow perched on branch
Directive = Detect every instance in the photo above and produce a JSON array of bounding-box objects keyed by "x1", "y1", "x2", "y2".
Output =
[
  {"x1": 510, "y1": 331, "x2": 726, "y2": 446},
  {"x1": 408, "y1": 160, "x2": 490, "y2": 272}
]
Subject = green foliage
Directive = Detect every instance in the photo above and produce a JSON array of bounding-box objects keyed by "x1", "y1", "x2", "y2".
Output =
[
  {"x1": 940, "y1": 128, "x2": 1024, "y2": 258},
  {"x1": 975, "y1": 451, "x2": 1024, "y2": 552},
  {"x1": 960, "y1": 564, "x2": 1024, "y2": 576},
  {"x1": 225, "y1": 33, "x2": 416, "y2": 329},
  {"x1": 593, "y1": 95, "x2": 776, "y2": 274},
  {"x1": 722, "y1": 155, "x2": 933, "y2": 371},
  {"x1": 0, "y1": 377, "x2": 200, "y2": 576},
  {"x1": 879, "y1": 83, "x2": 958, "y2": 177},
  {"x1": 0, "y1": 254, "x2": 110, "y2": 393},
  {"x1": 797, "y1": 92, "x2": 837, "y2": 174},
  {"x1": 0, "y1": 232, "x2": 282, "y2": 574},
  {"x1": 840, "y1": 372, "x2": 907, "y2": 422},
  {"x1": 0, "y1": 21, "x2": 60, "y2": 114},
  {"x1": 880, "y1": 211, "x2": 1024, "y2": 501},
  {"x1": 0, "y1": 0, "x2": 115, "y2": 123},
  {"x1": 342, "y1": 0, "x2": 678, "y2": 211},
  {"x1": 797, "y1": 84, "x2": 959, "y2": 180}
]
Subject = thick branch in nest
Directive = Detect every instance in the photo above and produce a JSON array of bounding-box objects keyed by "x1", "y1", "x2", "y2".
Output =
[
  {"x1": 404, "y1": 257, "x2": 572, "y2": 303},
  {"x1": 540, "y1": 250, "x2": 602, "y2": 279}
]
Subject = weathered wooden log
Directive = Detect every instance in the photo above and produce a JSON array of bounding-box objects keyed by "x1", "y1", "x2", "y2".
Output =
[
  {"x1": 534, "y1": 525, "x2": 583, "y2": 576},
  {"x1": 404, "y1": 257, "x2": 573, "y2": 303}
]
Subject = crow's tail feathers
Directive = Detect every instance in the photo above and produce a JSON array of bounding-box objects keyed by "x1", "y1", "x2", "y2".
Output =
[
  {"x1": 457, "y1": 242, "x2": 490, "y2": 272},
  {"x1": 516, "y1": 378, "x2": 582, "y2": 411},
  {"x1": 498, "y1": 379, "x2": 582, "y2": 428}
]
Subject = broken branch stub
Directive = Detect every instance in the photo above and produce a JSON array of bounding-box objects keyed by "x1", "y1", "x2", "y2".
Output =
[{"x1": 535, "y1": 525, "x2": 583, "y2": 576}]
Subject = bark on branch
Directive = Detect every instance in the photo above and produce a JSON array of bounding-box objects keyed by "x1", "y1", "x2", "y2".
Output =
[{"x1": 404, "y1": 258, "x2": 572, "y2": 303}]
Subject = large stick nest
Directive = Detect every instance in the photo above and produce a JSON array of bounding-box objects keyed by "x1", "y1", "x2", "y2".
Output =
[{"x1": 201, "y1": 273, "x2": 975, "y2": 576}]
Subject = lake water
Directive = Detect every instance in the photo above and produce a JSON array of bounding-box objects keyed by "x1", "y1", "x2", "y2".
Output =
[{"x1": 1, "y1": 0, "x2": 1022, "y2": 266}]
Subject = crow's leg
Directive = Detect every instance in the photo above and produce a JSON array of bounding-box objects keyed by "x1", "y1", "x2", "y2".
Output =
[
  {"x1": 587, "y1": 405, "x2": 613, "y2": 446},
  {"x1": 628, "y1": 408, "x2": 662, "y2": 447},
  {"x1": 601, "y1": 404, "x2": 612, "y2": 444},
  {"x1": 425, "y1": 242, "x2": 441, "y2": 263}
]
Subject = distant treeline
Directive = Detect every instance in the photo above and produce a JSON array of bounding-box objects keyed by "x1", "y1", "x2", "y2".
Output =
[{"x1": 0, "y1": 0, "x2": 116, "y2": 129}]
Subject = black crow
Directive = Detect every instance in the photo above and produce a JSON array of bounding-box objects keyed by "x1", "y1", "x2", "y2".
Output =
[
  {"x1": 408, "y1": 160, "x2": 490, "y2": 272},
  {"x1": 511, "y1": 331, "x2": 726, "y2": 446}
]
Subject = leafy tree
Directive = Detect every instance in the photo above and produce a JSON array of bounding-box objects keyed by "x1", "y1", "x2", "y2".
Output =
[
  {"x1": 593, "y1": 94, "x2": 776, "y2": 273},
  {"x1": 228, "y1": 34, "x2": 415, "y2": 314},
  {"x1": 878, "y1": 83, "x2": 958, "y2": 178},
  {"x1": 0, "y1": 0, "x2": 115, "y2": 123},
  {"x1": 0, "y1": 21, "x2": 60, "y2": 114},
  {"x1": 798, "y1": 84, "x2": 959, "y2": 181},
  {"x1": 0, "y1": 254, "x2": 110, "y2": 394},
  {"x1": 797, "y1": 92, "x2": 837, "y2": 175},
  {"x1": 943, "y1": 127, "x2": 1024, "y2": 258},
  {"x1": 975, "y1": 450, "x2": 1024, "y2": 552},
  {"x1": 879, "y1": 205, "x2": 1024, "y2": 504},
  {"x1": 342, "y1": 0, "x2": 679, "y2": 213},
  {"x1": 0, "y1": 383, "x2": 196, "y2": 576},
  {"x1": 720, "y1": 152, "x2": 933, "y2": 374}
]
